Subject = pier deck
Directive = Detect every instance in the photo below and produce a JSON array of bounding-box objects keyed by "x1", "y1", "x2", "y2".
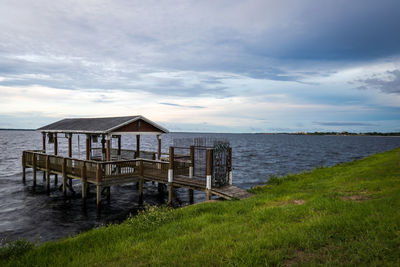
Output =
[{"x1": 22, "y1": 150, "x2": 251, "y2": 209}]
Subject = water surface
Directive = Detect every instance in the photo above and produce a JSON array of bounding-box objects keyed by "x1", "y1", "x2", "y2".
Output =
[{"x1": 1, "y1": 130, "x2": 399, "y2": 243}]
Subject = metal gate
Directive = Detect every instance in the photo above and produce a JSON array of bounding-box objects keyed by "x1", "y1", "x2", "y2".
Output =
[{"x1": 212, "y1": 143, "x2": 231, "y2": 187}]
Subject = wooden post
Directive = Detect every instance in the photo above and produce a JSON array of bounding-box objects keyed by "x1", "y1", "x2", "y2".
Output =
[
  {"x1": 32, "y1": 153, "x2": 37, "y2": 187},
  {"x1": 62, "y1": 158, "x2": 67, "y2": 196},
  {"x1": 136, "y1": 135, "x2": 140, "y2": 158},
  {"x1": 106, "y1": 136, "x2": 111, "y2": 161},
  {"x1": 138, "y1": 160, "x2": 144, "y2": 204},
  {"x1": 96, "y1": 185, "x2": 101, "y2": 210},
  {"x1": 117, "y1": 135, "x2": 121, "y2": 160},
  {"x1": 101, "y1": 135, "x2": 106, "y2": 161},
  {"x1": 189, "y1": 145, "x2": 194, "y2": 202},
  {"x1": 81, "y1": 162, "x2": 87, "y2": 204},
  {"x1": 67, "y1": 133, "x2": 72, "y2": 158},
  {"x1": 96, "y1": 163, "x2": 102, "y2": 210},
  {"x1": 85, "y1": 134, "x2": 90, "y2": 160},
  {"x1": 42, "y1": 132, "x2": 46, "y2": 181},
  {"x1": 157, "y1": 135, "x2": 161, "y2": 160},
  {"x1": 54, "y1": 134, "x2": 58, "y2": 184},
  {"x1": 42, "y1": 132, "x2": 46, "y2": 153},
  {"x1": 22, "y1": 152, "x2": 26, "y2": 182},
  {"x1": 206, "y1": 149, "x2": 213, "y2": 200},
  {"x1": 228, "y1": 147, "x2": 233, "y2": 185},
  {"x1": 189, "y1": 146, "x2": 194, "y2": 178},
  {"x1": 54, "y1": 134, "x2": 58, "y2": 155},
  {"x1": 168, "y1": 146, "x2": 174, "y2": 205},
  {"x1": 46, "y1": 155, "x2": 50, "y2": 192}
]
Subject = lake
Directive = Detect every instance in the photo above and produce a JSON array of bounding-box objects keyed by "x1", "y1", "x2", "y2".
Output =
[{"x1": 1, "y1": 130, "x2": 400, "y2": 243}]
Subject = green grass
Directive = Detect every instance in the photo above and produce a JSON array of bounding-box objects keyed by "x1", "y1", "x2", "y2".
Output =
[{"x1": 2, "y1": 148, "x2": 400, "y2": 266}]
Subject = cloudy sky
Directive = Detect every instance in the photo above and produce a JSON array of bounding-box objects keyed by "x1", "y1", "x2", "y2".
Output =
[{"x1": 1, "y1": 0, "x2": 399, "y2": 132}]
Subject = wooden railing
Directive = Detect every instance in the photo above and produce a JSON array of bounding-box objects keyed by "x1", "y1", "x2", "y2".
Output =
[
  {"x1": 90, "y1": 148, "x2": 161, "y2": 160},
  {"x1": 23, "y1": 151, "x2": 169, "y2": 184}
]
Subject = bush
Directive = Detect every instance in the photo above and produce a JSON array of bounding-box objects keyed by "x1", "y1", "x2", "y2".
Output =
[{"x1": 126, "y1": 205, "x2": 174, "y2": 230}]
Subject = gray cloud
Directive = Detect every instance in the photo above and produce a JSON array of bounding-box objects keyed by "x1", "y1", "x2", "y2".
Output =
[
  {"x1": 358, "y1": 69, "x2": 400, "y2": 94},
  {"x1": 0, "y1": 0, "x2": 399, "y2": 96}
]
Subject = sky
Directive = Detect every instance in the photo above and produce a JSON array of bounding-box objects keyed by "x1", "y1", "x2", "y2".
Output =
[{"x1": 0, "y1": 0, "x2": 400, "y2": 133}]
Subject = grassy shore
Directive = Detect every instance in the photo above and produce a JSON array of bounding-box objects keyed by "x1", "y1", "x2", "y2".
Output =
[{"x1": 1, "y1": 148, "x2": 400, "y2": 266}]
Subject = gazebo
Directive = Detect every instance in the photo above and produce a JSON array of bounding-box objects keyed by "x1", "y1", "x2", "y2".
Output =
[{"x1": 37, "y1": 115, "x2": 168, "y2": 162}]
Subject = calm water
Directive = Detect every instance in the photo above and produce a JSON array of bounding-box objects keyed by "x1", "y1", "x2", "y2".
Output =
[{"x1": 1, "y1": 130, "x2": 400, "y2": 243}]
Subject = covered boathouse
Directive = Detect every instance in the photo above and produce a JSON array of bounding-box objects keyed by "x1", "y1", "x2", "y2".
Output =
[{"x1": 21, "y1": 115, "x2": 250, "y2": 210}]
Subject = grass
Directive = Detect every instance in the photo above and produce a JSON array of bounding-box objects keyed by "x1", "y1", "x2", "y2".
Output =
[{"x1": 1, "y1": 148, "x2": 400, "y2": 266}]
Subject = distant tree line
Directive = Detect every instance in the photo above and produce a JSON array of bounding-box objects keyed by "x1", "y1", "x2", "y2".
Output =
[{"x1": 291, "y1": 131, "x2": 400, "y2": 136}]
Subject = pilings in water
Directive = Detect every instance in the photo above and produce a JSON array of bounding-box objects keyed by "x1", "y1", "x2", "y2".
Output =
[
  {"x1": 32, "y1": 153, "x2": 37, "y2": 187},
  {"x1": 138, "y1": 160, "x2": 144, "y2": 204},
  {"x1": 206, "y1": 149, "x2": 213, "y2": 200},
  {"x1": 62, "y1": 158, "x2": 67, "y2": 197},
  {"x1": 168, "y1": 147, "x2": 174, "y2": 206},
  {"x1": 96, "y1": 163, "x2": 102, "y2": 210},
  {"x1": 81, "y1": 162, "x2": 87, "y2": 204},
  {"x1": 46, "y1": 155, "x2": 50, "y2": 192}
]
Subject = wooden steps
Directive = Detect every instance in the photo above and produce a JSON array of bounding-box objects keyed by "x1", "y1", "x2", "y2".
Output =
[{"x1": 211, "y1": 185, "x2": 253, "y2": 200}]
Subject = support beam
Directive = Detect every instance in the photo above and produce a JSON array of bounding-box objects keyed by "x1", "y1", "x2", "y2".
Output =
[
  {"x1": 85, "y1": 134, "x2": 90, "y2": 160},
  {"x1": 32, "y1": 153, "x2": 37, "y2": 187},
  {"x1": 62, "y1": 158, "x2": 67, "y2": 197},
  {"x1": 229, "y1": 147, "x2": 233, "y2": 185},
  {"x1": 138, "y1": 160, "x2": 144, "y2": 204},
  {"x1": 42, "y1": 132, "x2": 46, "y2": 181},
  {"x1": 96, "y1": 185, "x2": 101, "y2": 210},
  {"x1": 46, "y1": 155, "x2": 50, "y2": 192},
  {"x1": 117, "y1": 135, "x2": 121, "y2": 160},
  {"x1": 157, "y1": 135, "x2": 162, "y2": 160},
  {"x1": 54, "y1": 134, "x2": 58, "y2": 155},
  {"x1": 96, "y1": 163, "x2": 102, "y2": 210},
  {"x1": 206, "y1": 149, "x2": 213, "y2": 200},
  {"x1": 54, "y1": 134, "x2": 58, "y2": 183},
  {"x1": 101, "y1": 135, "x2": 106, "y2": 161},
  {"x1": 42, "y1": 132, "x2": 46, "y2": 153},
  {"x1": 167, "y1": 146, "x2": 174, "y2": 206},
  {"x1": 68, "y1": 133, "x2": 72, "y2": 158},
  {"x1": 136, "y1": 135, "x2": 140, "y2": 158},
  {"x1": 81, "y1": 162, "x2": 87, "y2": 204},
  {"x1": 189, "y1": 145, "x2": 194, "y2": 178},
  {"x1": 106, "y1": 135, "x2": 111, "y2": 161}
]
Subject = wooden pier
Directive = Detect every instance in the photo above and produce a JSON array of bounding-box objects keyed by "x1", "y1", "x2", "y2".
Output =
[{"x1": 22, "y1": 115, "x2": 251, "y2": 210}]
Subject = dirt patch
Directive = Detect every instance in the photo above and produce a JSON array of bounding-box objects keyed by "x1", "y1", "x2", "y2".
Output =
[
  {"x1": 285, "y1": 250, "x2": 307, "y2": 266},
  {"x1": 341, "y1": 195, "x2": 370, "y2": 201},
  {"x1": 259, "y1": 199, "x2": 306, "y2": 209},
  {"x1": 292, "y1": 199, "x2": 306, "y2": 205}
]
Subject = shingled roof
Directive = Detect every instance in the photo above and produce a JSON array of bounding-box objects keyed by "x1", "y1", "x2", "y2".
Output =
[{"x1": 37, "y1": 115, "x2": 168, "y2": 134}]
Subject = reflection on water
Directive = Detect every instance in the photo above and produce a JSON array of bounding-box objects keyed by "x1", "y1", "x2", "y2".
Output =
[{"x1": 1, "y1": 130, "x2": 400, "y2": 242}]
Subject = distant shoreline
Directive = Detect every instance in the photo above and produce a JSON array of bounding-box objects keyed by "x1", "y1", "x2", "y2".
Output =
[
  {"x1": 0, "y1": 128, "x2": 399, "y2": 136},
  {"x1": 0, "y1": 128, "x2": 34, "y2": 131}
]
